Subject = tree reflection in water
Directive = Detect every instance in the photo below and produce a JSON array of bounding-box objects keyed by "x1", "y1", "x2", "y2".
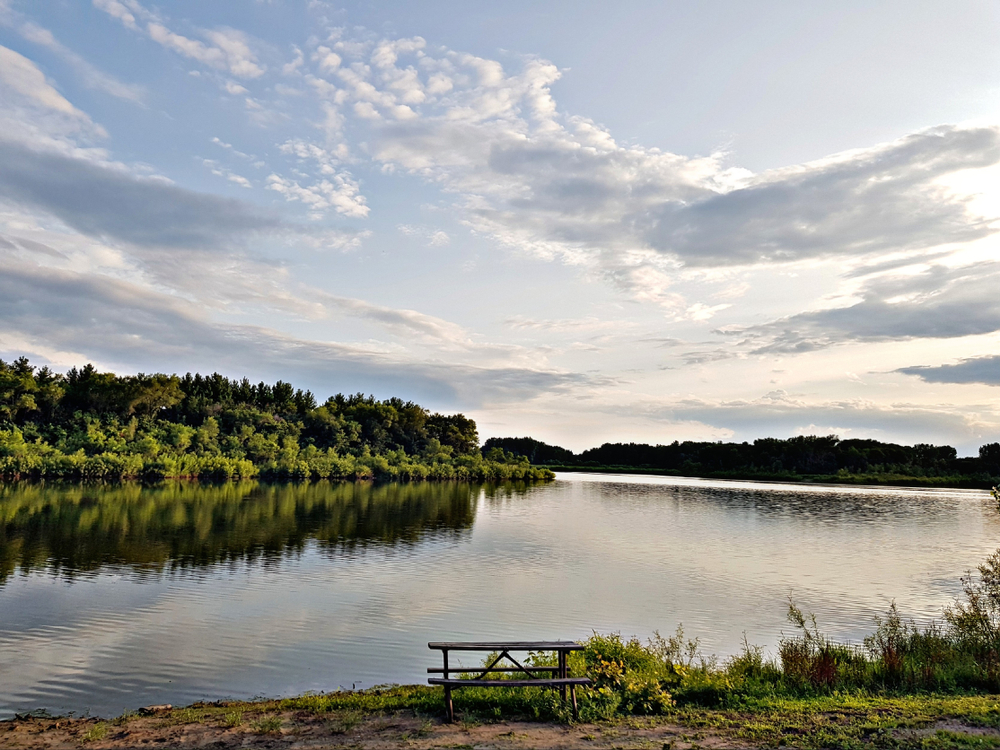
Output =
[{"x1": 0, "y1": 481, "x2": 538, "y2": 582}]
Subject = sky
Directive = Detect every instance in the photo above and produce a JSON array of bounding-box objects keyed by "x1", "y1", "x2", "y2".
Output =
[{"x1": 0, "y1": 0, "x2": 999, "y2": 455}]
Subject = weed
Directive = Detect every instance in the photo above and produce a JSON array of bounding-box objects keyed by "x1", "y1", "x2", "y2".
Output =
[
  {"x1": 111, "y1": 708, "x2": 137, "y2": 726},
  {"x1": 222, "y1": 710, "x2": 243, "y2": 727},
  {"x1": 328, "y1": 709, "x2": 363, "y2": 734},
  {"x1": 81, "y1": 722, "x2": 109, "y2": 742},
  {"x1": 250, "y1": 714, "x2": 283, "y2": 734}
]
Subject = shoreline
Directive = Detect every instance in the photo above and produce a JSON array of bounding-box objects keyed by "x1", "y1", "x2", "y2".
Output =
[
  {"x1": 546, "y1": 464, "x2": 998, "y2": 490},
  {"x1": 6, "y1": 688, "x2": 1000, "y2": 749}
]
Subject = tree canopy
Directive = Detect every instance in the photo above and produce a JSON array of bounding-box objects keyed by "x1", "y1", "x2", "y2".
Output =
[{"x1": 0, "y1": 357, "x2": 548, "y2": 483}]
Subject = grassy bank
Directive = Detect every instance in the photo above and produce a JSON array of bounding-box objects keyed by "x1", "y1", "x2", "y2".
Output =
[
  {"x1": 0, "y1": 439, "x2": 555, "y2": 483},
  {"x1": 9, "y1": 687, "x2": 1000, "y2": 750}
]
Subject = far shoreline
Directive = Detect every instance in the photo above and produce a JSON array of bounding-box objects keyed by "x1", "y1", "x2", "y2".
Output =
[{"x1": 546, "y1": 464, "x2": 997, "y2": 490}]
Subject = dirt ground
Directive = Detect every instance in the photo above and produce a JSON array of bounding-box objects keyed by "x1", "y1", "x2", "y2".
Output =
[
  {"x1": 6, "y1": 705, "x2": 1000, "y2": 749},
  {"x1": 0, "y1": 708, "x2": 732, "y2": 750}
]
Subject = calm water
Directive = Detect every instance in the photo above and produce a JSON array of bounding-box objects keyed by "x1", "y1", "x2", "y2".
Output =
[{"x1": 0, "y1": 473, "x2": 996, "y2": 719}]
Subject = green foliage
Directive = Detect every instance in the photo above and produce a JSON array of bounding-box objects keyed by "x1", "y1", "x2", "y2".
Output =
[
  {"x1": 0, "y1": 358, "x2": 553, "y2": 483},
  {"x1": 491, "y1": 433, "x2": 1000, "y2": 487},
  {"x1": 250, "y1": 714, "x2": 283, "y2": 734},
  {"x1": 80, "y1": 722, "x2": 109, "y2": 742}
]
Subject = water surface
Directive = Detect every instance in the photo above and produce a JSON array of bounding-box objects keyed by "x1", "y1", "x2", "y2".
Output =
[{"x1": 0, "y1": 473, "x2": 995, "y2": 718}]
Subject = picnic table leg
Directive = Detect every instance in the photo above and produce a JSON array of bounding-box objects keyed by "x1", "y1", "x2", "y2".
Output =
[
  {"x1": 559, "y1": 650, "x2": 567, "y2": 703},
  {"x1": 443, "y1": 649, "x2": 454, "y2": 722},
  {"x1": 571, "y1": 683, "x2": 578, "y2": 720}
]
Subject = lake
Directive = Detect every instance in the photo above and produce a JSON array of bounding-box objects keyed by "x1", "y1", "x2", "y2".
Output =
[{"x1": 0, "y1": 473, "x2": 995, "y2": 719}]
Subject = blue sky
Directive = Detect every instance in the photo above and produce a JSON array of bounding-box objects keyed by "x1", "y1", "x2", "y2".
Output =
[{"x1": 1, "y1": 0, "x2": 999, "y2": 454}]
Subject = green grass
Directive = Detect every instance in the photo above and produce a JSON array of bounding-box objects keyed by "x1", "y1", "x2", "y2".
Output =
[
  {"x1": 670, "y1": 694, "x2": 1000, "y2": 749},
  {"x1": 80, "y1": 721, "x2": 109, "y2": 742},
  {"x1": 250, "y1": 714, "x2": 284, "y2": 734},
  {"x1": 130, "y1": 689, "x2": 1000, "y2": 750},
  {"x1": 110, "y1": 708, "x2": 137, "y2": 726}
]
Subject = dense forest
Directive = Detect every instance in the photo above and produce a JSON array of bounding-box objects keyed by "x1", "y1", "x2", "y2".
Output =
[
  {"x1": 0, "y1": 357, "x2": 551, "y2": 482},
  {"x1": 484, "y1": 435, "x2": 1000, "y2": 488}
]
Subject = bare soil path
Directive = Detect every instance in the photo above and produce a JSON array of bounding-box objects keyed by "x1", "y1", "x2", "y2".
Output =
[{"x1": 1, "y1": 709, "x2": 733, "y2": 750}]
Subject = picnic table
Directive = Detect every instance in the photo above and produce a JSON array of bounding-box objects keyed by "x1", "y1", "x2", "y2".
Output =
[{"x1": 427, "y1": 641, "x2": 592, "y2": 721}]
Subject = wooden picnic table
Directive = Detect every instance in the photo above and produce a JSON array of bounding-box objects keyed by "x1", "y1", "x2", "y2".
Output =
[{"x1": 427, "y1": 641, "x2": 591, "y2": 721}]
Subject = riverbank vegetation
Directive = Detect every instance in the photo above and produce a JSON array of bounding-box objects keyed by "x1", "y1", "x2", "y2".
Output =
[
  {"x1": 0, "y1": 358, "x2": 551, "y2": 482},
  {"x1": 486, "y1": 435, "x2": 1000, "y2": 488},
  {"x1": 9, "y1": 691, "x2": 1000, "y2": 750}
]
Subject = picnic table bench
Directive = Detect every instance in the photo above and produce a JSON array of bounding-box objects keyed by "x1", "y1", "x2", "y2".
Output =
[{"x1": 427, "y1": 641, "x2": 592, "y2": 721}]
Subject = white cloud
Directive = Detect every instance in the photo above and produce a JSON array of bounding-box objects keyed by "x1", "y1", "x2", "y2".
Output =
[
  {"x1": 265, "y1": 32, "x2": 1000, "y2": 310},
  {"x1": 266, "y1": 173, "x2": 368, "y2": 218},
  {"x1": 312, "y1": 45, "x2": 341, "y2": 74},
  {"x1": 319, "y1": 293, "x2": 472, "y2": 347},
  {"x1": 0, "y1": 43, "x2": 109, "y2": 149},
  {"x1": 396, "y1": 224, "x2": 450, "y2": 247},
  {"x1": 201, "y1": 158, "x2": 252, "y2": 188},
  {"x1": 282, "y1": 45, "x2": 304, "y2": 76},
  {"x1": 0, "y1": 44, "x2": 86, "y2": 117},
  {"x1": 95, "y1": 0, "x2": 265, "y2": 79},
  {"x1": 210, "y1": 136, "x2": 253, "y2": 160},
  {"x1": 91, "y1": 0, "x2": 143, "y2": 31},
  {"x1": 146, "y1": 23, "x2": 265, "y2": 79}
]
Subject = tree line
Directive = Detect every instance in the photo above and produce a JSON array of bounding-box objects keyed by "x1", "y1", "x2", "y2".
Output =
[
  {"x1": 0, "y1": 357, "x2": 550, "y2": 482},
  {"x1": 484, "y1": 434, "x2": 1000, "y2": 487}
]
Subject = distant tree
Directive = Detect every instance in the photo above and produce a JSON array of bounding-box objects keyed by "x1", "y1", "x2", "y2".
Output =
[
  {"x1": 129, "y1": 374, "x2": 184, "y2": 416},
  {"x1": 483, "y1": 436, "x2": 575, "y2": 464},
  {"x1": 428, "y1": 413, "x2": 479, "y2": 455}
]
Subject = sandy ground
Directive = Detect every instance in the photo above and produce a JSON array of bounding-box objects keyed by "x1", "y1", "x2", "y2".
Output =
[
  {"x1": 6, "y1": 705, "x2": 1000, "y2": 749},
  {"x1": 0, "y1": 707, "x2": 733, "y2": 750}
]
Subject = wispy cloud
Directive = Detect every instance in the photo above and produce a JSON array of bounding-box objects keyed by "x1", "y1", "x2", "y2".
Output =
[
  {"x1": 0, "y1": 258, "x2": 589, "y2": 407},
  {"x1": 94, "y1": 0, "x2": 266, "y2": 79}
]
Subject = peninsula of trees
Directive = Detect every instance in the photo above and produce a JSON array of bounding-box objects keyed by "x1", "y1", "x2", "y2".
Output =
[
  {"x1": 0, "y1": 358, "x2": 550, "y2": 482},
  {"x1": 484, "y1": 435, "x2": 1000, "y2": 488}
]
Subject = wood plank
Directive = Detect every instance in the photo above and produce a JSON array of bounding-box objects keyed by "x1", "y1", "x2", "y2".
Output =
[
  {"x1": 428, "y1": 641, "x2": 584, "y2": 650},
  {"x1": 428, "y1": 677, "x2": 592, "y2": 687},
  {"x1": 428, "y1": 666, "x2": 560, "y2": 673}
]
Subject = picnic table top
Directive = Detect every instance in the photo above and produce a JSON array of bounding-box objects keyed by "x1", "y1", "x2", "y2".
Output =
[{"x1": 428, "y1": 641, "x2": 584, "y2": 651}]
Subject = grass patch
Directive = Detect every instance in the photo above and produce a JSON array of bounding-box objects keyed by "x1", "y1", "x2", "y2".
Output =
[
  {"x1": 250, "y1": 714, "x2": 283, "y2": 734},
  {"x1": 328, "y1": 708, "x2": 364, "y2": 734},
  {"x1": 80, "y1": 721, "x2": 109, "y2": 742},
  {"x1": 111, "y1": 708, "x2": 137, "y2": 726}
]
